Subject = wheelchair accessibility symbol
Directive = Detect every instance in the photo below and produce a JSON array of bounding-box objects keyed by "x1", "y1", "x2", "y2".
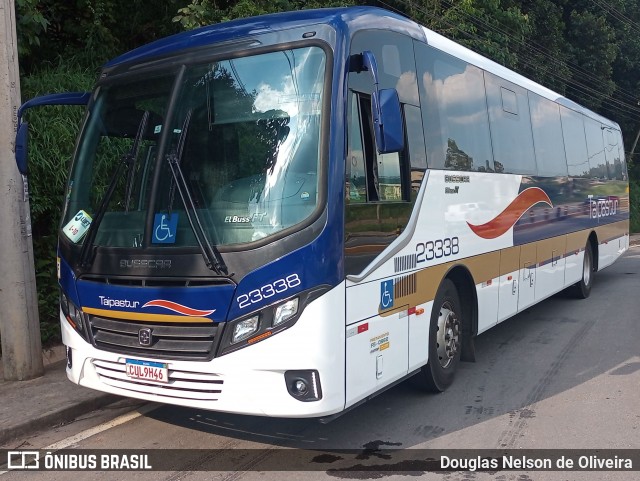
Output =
[
  {"x1": 152, "y1": 213, "x2": 178, "y2": 244},
  {"x1": 380, "y1": 279, "x2": 394, "y2": 310}
]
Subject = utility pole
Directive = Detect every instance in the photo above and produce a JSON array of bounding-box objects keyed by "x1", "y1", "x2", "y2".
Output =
[{"x1": 0, "y1": 0, "x2": 44, "y2": 380}]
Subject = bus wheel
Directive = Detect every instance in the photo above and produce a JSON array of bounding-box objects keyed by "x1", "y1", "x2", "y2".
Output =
[
  {"x1": 414, "y1": 279, "x2": 462, "y2": 392},
  {"x1": 572, "y1": 242, "x2": 594, "y2": 299}
]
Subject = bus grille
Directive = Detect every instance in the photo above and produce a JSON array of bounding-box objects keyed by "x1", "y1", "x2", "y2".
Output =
[
  {"x1": 92, "y1": 359, "x2": 223, "y2": 401},
  {"x1": 87, "y1": 315, "x2": 220, "y2": 361}
]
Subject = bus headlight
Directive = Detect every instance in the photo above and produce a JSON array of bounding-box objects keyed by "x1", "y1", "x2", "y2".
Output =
[
  {"x1": 273, "y1": 298, "x2": 298, "y2": 327},
  {"x1": 218, "y1": 287, "x2": 330, "y2": 356},
  {"x1": 60, "y1": 291, "x2": 87, "y2": 338},
  {"x1": 232, "y1": 315, "x2": 260, "y2": 344}
]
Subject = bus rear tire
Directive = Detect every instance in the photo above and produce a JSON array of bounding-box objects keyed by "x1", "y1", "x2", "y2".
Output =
[
  {"x1": 413, "y1": 279, "x2": 462, "y2": 392},
  {"x1": 572, "y1": 242, "x2": 594, "y2": 299}
]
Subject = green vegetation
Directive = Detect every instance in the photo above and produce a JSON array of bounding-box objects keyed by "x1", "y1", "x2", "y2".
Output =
[
  {"x1": 630, "y1": 181, "x2": 640, "y2": 233},
  {"x1": 20, "y1": 59, "x2": 94, "y2": 344},
  {"x1": 14, "y1": 0, "x2": 640, "y2": 344}
]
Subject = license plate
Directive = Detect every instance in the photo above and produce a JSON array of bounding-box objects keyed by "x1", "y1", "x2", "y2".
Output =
[{"x1": 125, "y1": 359, "x2": 168, "y2": 383}]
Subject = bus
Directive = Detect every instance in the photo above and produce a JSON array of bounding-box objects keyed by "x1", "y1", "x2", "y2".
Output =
[{"x1": 15, "y1": 6, "x2": 629, "y2": 419}]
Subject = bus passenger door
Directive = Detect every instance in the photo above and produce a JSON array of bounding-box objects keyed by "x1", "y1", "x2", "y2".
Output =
[
  {"x1": 518, "y1": 243, "x2": 536, "y2": 311},
  {"x1": 345, "y1": 281, "x2": 409, "y2": 407},
  {"x1": 343, "y1": 29, "x2": 422, "y2": 406},
  {"x1": 343, "y1": 92, "x2": 411, "y2": 406}
]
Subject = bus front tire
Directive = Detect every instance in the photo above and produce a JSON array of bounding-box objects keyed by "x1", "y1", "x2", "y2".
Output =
[
  {"x1": 572, "y1": 242, "x2": 594, "y2": 299},
  {"x1": 414, "y1": 279, "x2": 462, "y2": 392}
]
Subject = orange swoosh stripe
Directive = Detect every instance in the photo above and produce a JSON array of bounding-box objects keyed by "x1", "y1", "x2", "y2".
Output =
[
  {"x1": 142, "y1": 299, "x2": 215, "y2": 317},
  {"x1": 467, "y1": 187, "x2": 553, "y2": 239}
]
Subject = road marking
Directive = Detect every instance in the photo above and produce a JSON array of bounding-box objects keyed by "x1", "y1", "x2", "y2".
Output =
[
  {"x1": 1, "y1": 403, "x2": 158, "y2": 475},
  {"x1": 44, "y1": 403, "x2": 158, "y2": 451}
]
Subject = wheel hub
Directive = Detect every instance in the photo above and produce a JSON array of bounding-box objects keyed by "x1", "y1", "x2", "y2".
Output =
[
  {"x1": 436, "y1": 301, "x2": 460, "y2": 369},
  {"x1": 583, "y1": 249, "x2": 592, "y2": 285}
]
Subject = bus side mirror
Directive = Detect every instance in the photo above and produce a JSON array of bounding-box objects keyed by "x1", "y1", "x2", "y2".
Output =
[
  {"x1": 14, "y1": 91, "x2": 91, "y2": 177},
  {"x1": 361, "y1": 50, "x2": 405, "y2": 154},
  {"x1": 15, "y1": 121, "x2": 29, "y2": 176},
  {"x1": 372, "y1": 88, "x2": 404, "y2": 154}
]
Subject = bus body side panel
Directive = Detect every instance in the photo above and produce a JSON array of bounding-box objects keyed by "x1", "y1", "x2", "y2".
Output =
[
  {"x1": 497, "y1": 246, "x2": 520, "y2": 323},
  {"x1": 564, "y1": 230, "x2": 590, "y2": 286},
  {"x1": 595, "y1": 221, "x2": 629, "y2": 270},
  {"x1": 344, "y1": 282, "x2": 410, "y2": 406},
  {"x1": 345, "y1": 166, "x2": 629, "y2": 408},
  {"x1": 345, "y1": 170, "x2": 524, "y2": 407},
  {"x1": 62, "y1": 282, "x2": 347, "y2": 417},
  {"x1": 535, "y1": 236, "x2": 566, "y2": 302}
]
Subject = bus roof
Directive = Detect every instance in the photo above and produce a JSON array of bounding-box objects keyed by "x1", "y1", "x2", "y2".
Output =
[
  {"x1": 104, "y1": 6, "x2": 618, "y2": 131},
  {"x1": 104, "y1": 7, "x2": 424, "y2": 69}
]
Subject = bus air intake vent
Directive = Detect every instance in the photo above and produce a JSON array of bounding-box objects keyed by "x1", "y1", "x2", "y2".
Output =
[
  {"x1": 88, "y1": 315, "x2": 220, "y2": 361},
  {"x1": 92, "y1": 359, "x2": 223, "y2": 401},
  {"x1": 394, "y1": 254, "x2": 417, "y2": 273},
  {"x1": 394, "y1": 273, "x2": 417, "y2": 299},
  {"x1": 79, "y1": 275, "x2": 233, "y2": 287}
]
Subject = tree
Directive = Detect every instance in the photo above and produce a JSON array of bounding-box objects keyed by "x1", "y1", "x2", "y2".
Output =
[{"x1": 174, "y1": 0, "x2": 356, "y2": 29}]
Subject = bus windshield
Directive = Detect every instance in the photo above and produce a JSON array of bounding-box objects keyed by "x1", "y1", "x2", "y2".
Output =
[{"x1": 62, "y1": 46, "x2": 326, "y2": 249}]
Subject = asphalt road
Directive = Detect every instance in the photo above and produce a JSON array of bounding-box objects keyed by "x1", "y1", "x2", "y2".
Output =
[{"x1": 3, "y1": 247, "x2": 639, "y2": 481}]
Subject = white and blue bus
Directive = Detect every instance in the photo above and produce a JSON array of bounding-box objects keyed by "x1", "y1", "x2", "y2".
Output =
[{"x1": 16, "y1": 6, "x2": 629, "y2": 418}]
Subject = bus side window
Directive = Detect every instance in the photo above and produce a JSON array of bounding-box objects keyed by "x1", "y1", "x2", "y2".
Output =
[
  {"x1": 485, "y1": 72, "x2": 537, "y2": 175},
  {"x1": 560, "y1": 106, "x2": 589, "y2": 178},
  {"x1": 347, "y1": 92, "x2": 406, "y2": 203},
  {"x1": 415, "y1": 42, "x2": 493, "y2": 173},
  {"x1": 347, "y1": 93, "x2": 368, "y2": 203},
  {"x1": 584, "y1": 118, "x2": 609, "y2": 179}
]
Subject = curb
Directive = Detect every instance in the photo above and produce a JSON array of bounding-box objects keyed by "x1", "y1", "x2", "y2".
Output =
[
  {"x1": 1, "y1": 352, "x2": 122, "y2": 446},
  {"x1": 0, "y1": 391, "x2": 120, "y2": 446}
]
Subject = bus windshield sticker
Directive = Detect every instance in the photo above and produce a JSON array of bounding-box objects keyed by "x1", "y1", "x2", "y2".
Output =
[
  {"x1": 62, "y1": 210, "x2": 92, "y2": 243},
  {"x1": 380, "y1": 280, "x2": 394, "y2": 310},
  {"x1": 152, "y1": 213, "x2": 178, "y2": 244}
]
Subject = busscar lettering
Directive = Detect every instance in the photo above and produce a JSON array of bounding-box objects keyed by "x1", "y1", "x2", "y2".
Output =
[
  {"x1": 119, "y1": 259, "x2": 172, "y2": 269},
  {"x1": 444, "y1": 175, "x2": 470, "y2": 183}
]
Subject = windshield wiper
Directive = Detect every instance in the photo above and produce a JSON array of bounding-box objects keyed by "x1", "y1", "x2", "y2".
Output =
[
  {"x1": 79, "y1": 111, "x2": 149, "y2": 267},
  {"x1": 124, "y1": 112, "x2": 149, "y2": 212},
  {"x1": 166, "y1": 110, "x2": 229, "y2": 275}
]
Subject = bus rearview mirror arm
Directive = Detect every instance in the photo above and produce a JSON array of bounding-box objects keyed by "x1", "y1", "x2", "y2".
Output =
[
  {"x1": 361, "y1": 51, "x2": 405, "y2": 154},
  {"x1": 14, "y1": 92, "x2": 91, "y2": 176}
]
